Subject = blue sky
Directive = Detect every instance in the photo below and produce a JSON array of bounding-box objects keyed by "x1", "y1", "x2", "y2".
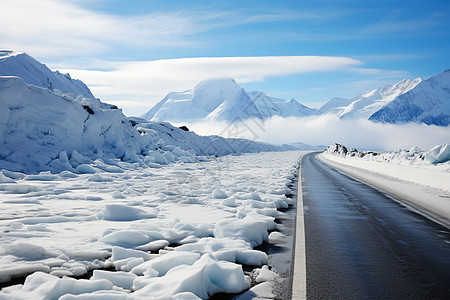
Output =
[{"x1": 2, "y1": 0, "x2": 450, "y2": 116}]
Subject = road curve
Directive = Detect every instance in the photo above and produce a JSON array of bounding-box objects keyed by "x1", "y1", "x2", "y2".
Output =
[{"x1": 302, "y1": 153, "x2": 450, "y2": 299}]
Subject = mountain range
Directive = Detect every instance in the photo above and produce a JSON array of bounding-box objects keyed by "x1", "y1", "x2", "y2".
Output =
[{"x1": 143, "y1": 71, "x2": 450, "y2": 126}]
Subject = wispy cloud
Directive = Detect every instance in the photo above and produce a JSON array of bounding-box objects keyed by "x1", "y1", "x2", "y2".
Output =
[
  {"x1": 0, "y1": 0, "x2": 202, "y2": 57},
  {"x1": 0, "y1": 0, "x2": 325, "y2": 59},
  {"x1": 60, "y1": 56, "x2": 362, "y2": 115},
  {"x1": 361, "y1": 16, "x2": 442, "y2": 36}
]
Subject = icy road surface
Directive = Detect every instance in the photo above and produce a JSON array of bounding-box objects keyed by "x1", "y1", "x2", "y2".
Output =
[
  {"x1": 0, "y1": 151, "x2": 306, "y2": 299},
  {"x1": 302, "y1": 153, "x2": 450, "y2": 299}
]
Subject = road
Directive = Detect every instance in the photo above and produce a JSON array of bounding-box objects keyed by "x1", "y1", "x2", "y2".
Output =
[{"x1": 302, "y1": 153, "x2": 450, "y2": 299}]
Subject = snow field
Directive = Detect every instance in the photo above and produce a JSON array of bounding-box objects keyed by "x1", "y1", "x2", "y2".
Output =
[{"x1": 0, "y1": 150, "x2": 306, "y2": 299}]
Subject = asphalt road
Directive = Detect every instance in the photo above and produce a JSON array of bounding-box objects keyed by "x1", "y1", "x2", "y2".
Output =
[{"x1": 302, "y1": 153, "x2": 450, "y2": 299}]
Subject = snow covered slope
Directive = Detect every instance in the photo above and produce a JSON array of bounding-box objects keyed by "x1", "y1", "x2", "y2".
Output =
[
  {"x1": 0, "y1": 50, "x2": 94, "y2": 99},
  {"x1": 142, "y1": 79, "x2": 318, "y2": 122},
  {"x1": 369, "y1": 70, "x2": 450, "y2": 126},
  {"x1": 318, "y1": 97, "x2": 355, "y2": 115},
  {"x1": 0, "y1": 75, "x2": 292, "y2": 173},
  {"x1": 142, "y1": 78, "x2": 262, "y2": 122},
  {"x1": 320, "y1": 79, "x2": 421, "y2": 119},
  {"x1": 247, "y1": 91, "x2": 318, "y2": 118}
]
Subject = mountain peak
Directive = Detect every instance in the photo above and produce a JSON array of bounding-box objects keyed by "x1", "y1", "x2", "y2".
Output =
[
  {"x1": 0, "y1": 50, "x2": 25, "y2": 59},
  {"x1": 193, "y1": 78, "x2": 241, "y2": 93},
  {"x1": 0, "y1": 49, "x2": 94, "y2": 99}
]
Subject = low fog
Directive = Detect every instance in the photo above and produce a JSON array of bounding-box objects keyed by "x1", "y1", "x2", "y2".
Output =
[{"x1": 175, "y1": 115, "x2": 450, "y2": 151}]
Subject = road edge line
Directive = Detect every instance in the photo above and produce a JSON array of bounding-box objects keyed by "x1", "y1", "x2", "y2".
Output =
[{"x1": 292, "y1": 156, "x2": 307, "y2": 299}]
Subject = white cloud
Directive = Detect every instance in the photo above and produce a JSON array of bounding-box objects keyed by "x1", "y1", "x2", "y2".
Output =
[
  {"x1": 0, "y1": 0, "x2": 321, "y2": 59},
  {"x1": 178, "y1": 116, "x2": 450, "y2": 151},
  {"x1": 0, "y1": 0, "x2": 210, "y2": 57},
  {"x1": 60, "y1": 56, "x2": 361, "y2": 116}
]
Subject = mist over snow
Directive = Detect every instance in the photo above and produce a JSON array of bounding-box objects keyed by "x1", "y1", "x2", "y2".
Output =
[{"x1": 175, "y1": 115, "x2": 450, "y2": 151}]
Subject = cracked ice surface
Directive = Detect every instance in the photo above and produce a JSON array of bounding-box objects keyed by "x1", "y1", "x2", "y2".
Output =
[{"x1": 0, "y1": 150, "x2": 305, "y2": 299}]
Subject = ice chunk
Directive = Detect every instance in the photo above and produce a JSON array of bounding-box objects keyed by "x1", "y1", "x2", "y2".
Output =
[
  {"x1": 88, "y1": 174, "x2": 113, "y2": 182},
  {"x1": 0, "y1": 264, "x2": 51, "y2": 283},
  {"x1": 100, "y1": 204, "x2": 157, "y2": 221},
  {"x1": 268, "y1": 231, "x2": 284, "y2": 244},
  {"x1": 100, "y1": 230, "x2": 151, "y2": 246},
  {"x1": 212, "y1": 188, "x2": 228, "y2": 199},
  {"x1": 236, "y1": 250, "x2": 268, "y2": 266},
  {"x1": 76, "y1": 164, "x2": 96, "y2": 174},
  {"x1": 214, "y1": 217, "x2": 269, "y2": 247},
  {"x1": 425, "y1": 143, "x2": 450, "y2": 164},
  {"x1": 115, "y1": 257, "x2": 145, "y2": 272},
  {"x1": 111, "y1": 246, "x2": 152, "y2": 261},
  {"x1": 147, "y1": 151, "x2": 169, "y2": 165},
  {"x1": 135, "y1": 239, "x2": 170, "y2": 252},
  {"x1": 0, "y1": 172, "x2": 15, "y2": 183},
  {"x1": 1, "y1": 169, "x2": 25, "y2": 180},
  {"x1": 131, "y1": 254, "x2": 251, "y2": 299},
  {"x1": 255, "y1": 265, "x2": 278, "y2": 283},
  {"x1": 131, "y1": 251, "x2": 201, "y2": 276},
  {"x1": 0, "y1": 272, "x2": 113, "y2": 299},
  {"x1": 59, "y1": 290, "x2": 128, "y2": 300},
  {"x1": 70, "y1": 150, "x2": 89, "y2": 166},
  {"x1": 59, "y1": 171, "x2": 78, "y2": 178},
  {"x1": 234, "y1": 281, "x2": 275, "y2": 299},
  {"x1": 3, "y1": 184, "x2": 40, "y2": 194},
  {"x1": 111, "y1": 191, "x2": 126, "y2": 199},
  {"x1": 92, "y1": 270, "x2": 137, "y2": 290},
  {"x1": 1, "y1": 242, "x2": 56, "y2": 259}
]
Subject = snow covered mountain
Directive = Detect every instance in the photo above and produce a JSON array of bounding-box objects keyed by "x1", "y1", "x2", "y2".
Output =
[
  {"x1": 0, "y1": 50, "x2": 94, "y2": 99},
  {"x1": 0, "y1": 52, "x2": 294, "y2": 173},
  {"x1": 142, "y1": 78, "x2": 262, "y2": 122},
  {"x1": 247, "y1": 91, "x2": 318, "y2": 118},
  {"x1": 142, "y1": 79, "x2": 318, "y2": 122},
  {"x1": 320, "y1": 78, "x2": 421, "y2": 119},
  {"x1": 369, "y1": 70, "x2": 450, "y2": 126}
]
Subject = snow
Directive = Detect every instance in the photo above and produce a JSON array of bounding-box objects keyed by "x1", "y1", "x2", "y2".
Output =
[
  {"x1": 0, "y1": 272, "x2": 114, "y2": 300},
  {"x1": 0, "y1": 150, "x2": 305, "y2": 298},
  {"x1": 0, "y1": 75, "x2": 293, "y2": 174},
  {"x1": 255, "y1": 265, "x2": 278, "y2": 283},
  {"x1": 424, "y1": 143, "x2": 450, "y2": 164},
  {"x1": 248, "y1": 91, "x2": 318, "y2": 118},
  {"x1": 369, "y1": 70, "x2": 450, "y2": 126},
  {"x1": 100, "y1": 205, "x2": 157, "y2": 222},
  {"x1": 141, "y1": 78, "x2": 317, "y2": 123},
  {"x1": 0, "y1": 50, "x2": 94, "y2": 99},
  {"x1": 319, "y1": 78, "x2": 421, "y2": 119}
]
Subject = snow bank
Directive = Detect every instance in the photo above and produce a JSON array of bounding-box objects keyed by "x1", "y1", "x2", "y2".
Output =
[{"x1": 326, "y1": 143, "x2": 450, "y2": 170}]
